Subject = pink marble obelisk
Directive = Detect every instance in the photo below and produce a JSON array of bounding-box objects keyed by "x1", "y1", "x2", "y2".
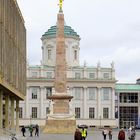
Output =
[{"x1": 43, "y1": 5, "x2": 76, "y2": 134}]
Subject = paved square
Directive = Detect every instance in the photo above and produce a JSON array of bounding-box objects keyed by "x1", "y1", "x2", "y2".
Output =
[{"x1": 25, "y1": 129, "x2": 140, "y2": 140}]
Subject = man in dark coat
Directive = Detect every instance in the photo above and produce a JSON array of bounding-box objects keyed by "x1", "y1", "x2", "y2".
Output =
[
  {"x1": 74, "y1": 128, "x2": 82, "y2": 140},
  {"x1": 118, "y1": 128, "x2": 125, "y2": 140},
  {"x1": 21, "y1": 126, "x2": 26, "y2": 137}
]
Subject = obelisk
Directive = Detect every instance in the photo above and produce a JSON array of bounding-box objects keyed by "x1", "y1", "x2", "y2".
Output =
[{"x1": 43, "y1": 0, "x2": 76, "y2": 133}]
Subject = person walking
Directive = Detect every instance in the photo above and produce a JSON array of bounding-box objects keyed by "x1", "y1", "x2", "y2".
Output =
[
  {"x1": 21, "y1": 126, "x2": 26, "y2": 137},
  {"x1": 127, "y1": 127, "x2": 136, "y2": 140},
  {"x1": 74, "y1": 128, "x2": 82, "y2": 140},
  {"x1": 81, "y1": 127, "x2": 87, "y2": 140},
  {"x1": 118, "y1": 128, "x2": 125, "y2": 140},
  {"x1": 102, "y1": 128, "x2": 108, "y2": 140},
  {"x1": 29, "y1": 125, "x2": 33, "y2": 137},
  {"x1": 108, "y1": 128, "x2": 112, "y2": 140},
  {"x1": 35, "y1": 124, "x2": 39, "y2": 137}
]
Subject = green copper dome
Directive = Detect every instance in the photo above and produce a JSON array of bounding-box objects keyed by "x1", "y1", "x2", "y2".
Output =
[{"x1": 42, "y1": 25, "x2": 80, "y2": 39}]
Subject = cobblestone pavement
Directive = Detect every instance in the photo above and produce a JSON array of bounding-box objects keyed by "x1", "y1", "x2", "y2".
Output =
[{"x1": 25, "y1": 129, "x2": 140, "y2": 140}]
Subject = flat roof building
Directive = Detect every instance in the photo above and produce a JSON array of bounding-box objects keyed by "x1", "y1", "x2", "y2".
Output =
[{"x1": 0, "y1": 0, "x2": 26, "y2": 132}]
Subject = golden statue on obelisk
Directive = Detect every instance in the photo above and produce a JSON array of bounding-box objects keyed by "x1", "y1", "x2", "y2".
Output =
[{"x1": 59, "y1": 0, "x2": 63, "y2": 12}]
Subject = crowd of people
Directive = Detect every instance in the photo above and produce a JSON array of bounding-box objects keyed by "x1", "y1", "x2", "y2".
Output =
[
  {"x1": 21, "y1": 124, "x2": 39, "y2": 137},
  {"x1": 74, "y1": 126, "x2": 136, "y2": 140}
]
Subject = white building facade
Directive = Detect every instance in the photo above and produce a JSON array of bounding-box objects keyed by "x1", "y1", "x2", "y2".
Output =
[{"x1": 19, "y1": 25, "x2": 117, "y2": 127}]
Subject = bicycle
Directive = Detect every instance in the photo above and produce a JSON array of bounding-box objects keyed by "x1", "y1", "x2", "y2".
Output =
[{"x1": 10, "y1": 133, "x2": 17, "y2": 140}]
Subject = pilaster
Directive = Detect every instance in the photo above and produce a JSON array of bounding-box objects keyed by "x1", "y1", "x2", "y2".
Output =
[
  {"x1": 11, "y1": 97, "x2": 15, "y2": 129},
  {"x1": 112, "y1": 88, "x2": 115, "y2": 119},
  {"x1": 83, "y1": 87, "x2": 87, "y2": 118},
  {"x1": 97, "y1": 87, "x2": 101, "y2": 118},
  {"x1": 0, "y1": 91, "x2": 3, "y2": 131},
  {"x1": 16, "y1": 99, "x2": 19, "y2": 132},
  {"x1": 25, "y1": 87, "x2": 29, "y2": 118},
  {"x1": 40, "y1": 86, "x2": 44, "y2": 118},
  {"x1": 5, "y1": 95, "x2": 9, "y2": 129}
]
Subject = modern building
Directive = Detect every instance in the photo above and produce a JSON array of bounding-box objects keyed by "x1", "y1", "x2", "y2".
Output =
[
  {"x1": 0, "y1": 0, "x2": 26, "y2": 133},
  {"x1": 19, "y1": 12, "x2": 117, "y2": 127},
  {"x1": 115, "y1": 79, "x2": 140, "y2": 128}
]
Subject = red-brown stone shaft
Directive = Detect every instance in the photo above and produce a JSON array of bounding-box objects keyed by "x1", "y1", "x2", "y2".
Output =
[{"x1": 54, "y1": 13, "x2": 67, "y2": 93}]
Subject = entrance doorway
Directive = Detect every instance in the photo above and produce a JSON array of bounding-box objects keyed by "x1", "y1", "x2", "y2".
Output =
[{"x1": 123, "y1": 121, "x2": 135, "y2": 129}]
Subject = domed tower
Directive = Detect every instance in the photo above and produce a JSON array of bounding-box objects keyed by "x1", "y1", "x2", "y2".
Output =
[{"x1": 41, "y1": 25, "x2": 80, "y2": 67}]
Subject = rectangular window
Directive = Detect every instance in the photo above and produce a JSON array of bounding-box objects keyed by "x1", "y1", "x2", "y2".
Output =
[
  {"x1": 48, "y1": 50, "x2": 51, "y2": 60},
  {"x1": 31, "y1": 72, "x2": 37, "y2": 77},
  {"x1": 74, "y1": 50, "x2": 77, "y2": 60},
  {"x1": 46, "y1": 87, "x2": 52, "y2": 99},
  {"x1": 103, "y1": 108, "x2": 109, "y2": 119},
  {"x1": 88, "y1": 88, "x2": 96, "y2": 100},
  {"x1": 103, "y1": 73, "x2": 109, "y2": 79},
  {"x1": 75, "y1": 107, "x2": 80, "y2": 118},
  {"x1": 46, "y1": 72, "x2": 52, "y2": 79},
  {"x1": 89, "y1": 107, "x2": 95, "y2": 118},
  {"x1": 19, "y1": 107, "x2": 23, "y2": 118},
  {"x1": 75, "y1": 72, "x2": 81, "y2": 79},
  {"x1": 46, "y1": 107, "x2": 50, "y2": 117},
  {"x1": 74, "y1": 87, "x2": 82, "y2": 100},
  {"x1": 32, "y1": 107, "x2": 37, "y2": 118},
  {"x1": 31, "y1": 87, "x2": 38, "y2": 99},
  {"x1": 103, "y1": 88, "x2": 110, "y2": 100},
  {"x1": 89, "y1": 73, "x2": 95, "y2": 79}
]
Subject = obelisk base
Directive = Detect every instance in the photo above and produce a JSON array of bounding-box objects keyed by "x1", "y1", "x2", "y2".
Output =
[{"x1": 43, "y1": 119, "x2": 76, "y2": 133}]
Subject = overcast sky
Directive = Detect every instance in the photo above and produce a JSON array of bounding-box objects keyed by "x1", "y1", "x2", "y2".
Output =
[{"x1": 17, "y1": 0, "x2": 140, "y2": 83}]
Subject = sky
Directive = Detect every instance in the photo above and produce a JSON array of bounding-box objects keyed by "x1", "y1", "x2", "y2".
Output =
[{"x1": 17, "y1": 0, "x2": 140, "y2": 83}]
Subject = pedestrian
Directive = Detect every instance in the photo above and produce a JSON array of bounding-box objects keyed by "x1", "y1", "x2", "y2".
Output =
[
  {"x1": 81, "y1": 127, "x2": 87, "y2": 140},
  {"x1": 127, "y1": 126, "x2": 136, "y2": 140},
  {"x1": 29, "y1": 125, "x2": 33, "y2": 137},
  {"x1": 21, "y1": 126, "x2": 26, "y2": 137},
  {"x1": 118, "y1": 128, "x2": 125, "y2": 140},
  {"x1": 74, "y1": 128, "x2": 82, "y2": 140},
  {"x1": 102, "y1": 128, "x2": 108, "y2": 140},
  {"x1": 35, "y1": 124, "x2": 39, "y2": 137},
  {"x1": 108, "y1": 128, "x2": 112, "y2": 140}
]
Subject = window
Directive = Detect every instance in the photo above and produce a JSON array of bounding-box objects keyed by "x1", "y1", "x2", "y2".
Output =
[
  {"x1": 32, "y1": 107, "x2": 37, "y2": 118},
  {"x1": 46, "y1": 87, "x2": 52, "y2": 99},
  {"x1": 46, "y1": 72, "x2": 52, "y2": 79},
  {"x1": 103, "y1": 88, "x2": 110, "y2": 100},
  {"x1": 103, "y1": 73, "x2": 109, "y2": 79},
  {"x1": 88, "y1": 88, "x2": 96, "y2": 100},
  {"x1": 74, "y1": 88, "x2": 81, "y2": 100},
  {"x1": 48, "y1": 50, "x2": 51, "y2": 60},
  {"x1": 19, "y1": 107, "x2": 23, "y2": 118},
  {"x1": 103, "y1": 108, "x2": 109, "y2": 119},
  {"x1": 74, "y1": 50, "x2": 77, "y2": 60},
  {"x1": 89, "y1": 73, "x2": 95, "y2": 79},
  {"x1": 75, "y1": 72, "x2": 81, "y2": 79},
  {"x1": 75, "y1": 107, "x2": 80, "y2": 118},
  {"x1": 89, "y1": 107, "x2": 95, "y2": 118},
  {"x1": 31, "y1": 72, "x2": 37, "y2": 77},
  {"x1": 31, "y1": 87, "x2": 38, "y2": 99}
]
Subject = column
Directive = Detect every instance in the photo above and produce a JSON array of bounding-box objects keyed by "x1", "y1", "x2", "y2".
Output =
[
  {"x1": 5, "y1": 95, "x2": 9, "y2": 129},
  {"x1": 112, "y1": 88, "x2": 115, "y2": 119},
  {"x1": 16, "y1": 99, "x2": 19, "y2": 132},
  {"x1": 83, "y1": 87, "x2": 87, "y2": 118},
  {"x1": 11, "y1": 97, "x2": 15, "y2": 129},
  {"x1": 0, "y1": 91, "x2": 3, "y2": 132},
  {"x1": 40, "y1": 86, "x2": 44, "y2": 118}
]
